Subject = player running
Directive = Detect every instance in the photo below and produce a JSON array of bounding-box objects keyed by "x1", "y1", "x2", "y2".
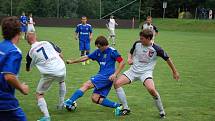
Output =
[
  {"x1": 75, "y1": 16, "x2": 93, "y2": 65},
  {"x1": 0, "y1": 16, "x2": 29, "y2": 121},
  {"x1": 26, "y1": 32, "x2": 66, "y2": 121},
  {"x1": 20, "y1": 12, "x2": 28, "y2": 39},
  {"x1": 106, "y1": 15, "x2": 118, "y2": 45},
  {"x1": 142, "y1": 16, "x2": 158, "y2": 43},
  {"x1": 27, "y1": 13, "x2": 36, "y2": 32},
  {"x1": 64, "y1": 36, "x2": 125, "y2": 114},
  {"x1": 114, "y1": 29, "x2": 179, "y2": 118}
]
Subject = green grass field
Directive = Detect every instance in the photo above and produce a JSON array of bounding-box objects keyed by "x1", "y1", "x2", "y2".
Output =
[{"x1": 1, "y1": 19, "x2": 215, "y2": 121}]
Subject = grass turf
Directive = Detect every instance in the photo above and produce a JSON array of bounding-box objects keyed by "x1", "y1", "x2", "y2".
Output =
[{"x1": 1, "y1": 21, "x2": 215, "y2": 121}]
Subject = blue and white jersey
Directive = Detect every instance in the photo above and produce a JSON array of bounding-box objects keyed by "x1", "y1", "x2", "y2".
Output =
[
  {"x1": 20, "y1": 15, "x2": 28, "y2": 26},
  {"x1": 0, "y1": 40, "x2": 22, "y2": 111},
  {"x1": 130, "y1": 41, "x2": 169, "y2": 73},
  {"x1": 88, "y1": 47, "x2": 121, "y2": 77},
  {"x1": 75, "y1": 23, "x2": 92, "y2": 41}
]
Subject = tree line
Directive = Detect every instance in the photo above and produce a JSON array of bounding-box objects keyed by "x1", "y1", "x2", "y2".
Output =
[{"x1": 0, "y1": 0, "x2": 214, "y2": 19}]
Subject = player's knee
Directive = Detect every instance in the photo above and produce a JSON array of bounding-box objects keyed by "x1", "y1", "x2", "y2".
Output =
[
  {"x1": 82, "y1": 82, "x2": 91, "y2": 89},
  {"x1": 114, "y1": 80, "x2": 122, "y2": 89},
  {"x1": 91, "y1": 95, "x2": 99, "y2": 104},
  {"x1": 148, "y1": 88, "x2": 157, "y2": 96}
]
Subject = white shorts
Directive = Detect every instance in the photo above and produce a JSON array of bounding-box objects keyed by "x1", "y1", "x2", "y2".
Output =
[
  {"x1": 27, "y1": 24, "x2": 35, "y2": 32},
  {"x1": 36, "y1": 74, "x2": 65, "y2": 94},
  {"x1": 123, "y1": 69, "x2": 153, "y2": 83},
  {"x1": 109, "y1": 29, "x2": 115, "y2": 36}
]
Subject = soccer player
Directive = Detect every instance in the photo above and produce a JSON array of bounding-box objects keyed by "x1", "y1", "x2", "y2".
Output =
[
  {"x1": 114, "y1": 29, "x2": 179, "y2": 118},
  {"x1": 26, "y1": 32, "x2": 66, "y2": 121},
  {"x1": 0, "y1": 16, "x2": 29, "y2": 121},
  {"x1": 75, "y1": 16, "x2": 93, "y2": 65},
  {"x1": 20, "y1": 12, "x2": 28, "y2": 39},
  {"x1": 64, "y1": 36, "x2": 125, "y2": 114},
  {"x1": 106, "y1": 15, "x2": 118, "y2": 45},
  {"x1": 142, "y1": 16, "x2": 158, "y2": 42},
  {"x1": 27, "y1": 13, "x2": 36, "y2": 32}
]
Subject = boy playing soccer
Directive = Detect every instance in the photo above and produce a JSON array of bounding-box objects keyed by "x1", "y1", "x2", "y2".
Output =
[
  {"x1": 26, "y1": 32, "x2": 66, "y2": 121},
  {"x1": 64, "y1": 36, "x2": 125, "y2": 114},
  {"x1": 114, "y1": 29, "x2": 179, "y2": 118},
  {"x1": 75, "y1": 16, "x2": 93, "y2": 65}
]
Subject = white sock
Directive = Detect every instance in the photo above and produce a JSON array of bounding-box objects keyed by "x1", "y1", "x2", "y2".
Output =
[
  {"x1": 116, "y1": 87, "x2": 129, "y2": 109},
  {"x1": 153, "y1": 93, "x2": 165, "y2": 114},
  {"x1": 112, "y1": 37, "x2": 115, "y2": 44},
  {"x1": 59, "y1": 81, "x2": 66, "y2": 106},
  {"x1": 38, "y1": 98, "x2": 50, "y2": 117}
]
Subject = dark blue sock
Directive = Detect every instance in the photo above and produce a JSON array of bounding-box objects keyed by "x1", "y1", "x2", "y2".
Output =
[
  {"x1": 100, "y1": 98, "x2": 120, "y2": 108},
  {"x1": 69, "y1": 89, "x2": 84, "y2": 102}
]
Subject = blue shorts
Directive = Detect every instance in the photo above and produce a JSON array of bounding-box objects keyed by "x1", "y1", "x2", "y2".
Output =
[
  {"x1": 0, "y1": 108, "x2": 27, "y2": 121},
  {"x1": 90, "y1": 74, "x2": 113, "y2": 97},
  {"x1": 21, "y1": 26, "x2": 27, "y2": 32},
  {"x1": 79, "y1": 40, "x2": 90, "y2": 51}
]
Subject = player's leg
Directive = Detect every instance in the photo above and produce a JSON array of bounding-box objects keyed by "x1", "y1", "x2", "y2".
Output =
[
  {"x1": 55, "y1": 74, "x2": 66, "y2": 109},
  {"x1": 110, "y1": 30, "x2": 116, "y2": 45},
  {"x1": 91, "y1": 93, "x2": 121, "y2": 108},
  {"x1": 85, "y1": 40, "x2": 90, "y2": 64},
  {"x1": 36, "y1": 74, "x2": 54, "y2": 120},
  {"x1": 64, "y1": 80, "x2": 94, "y2": 107},
  {"x1": 144, "y1": 78, "x2": 165, "y2": 118},
  {"x1": 79, "y1": 40, "x2": 86, "y2": 65},
  {"x1": 114, "y1": 69, "x2": 136, "y2": 111}
]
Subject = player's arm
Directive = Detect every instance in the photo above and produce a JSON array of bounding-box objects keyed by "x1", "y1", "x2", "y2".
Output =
[
  {"x1": 75, "y1": 25, "x2": 79, "y2": 40},
  {"x1": 49, "y1": 41, "x2": 64, "y2": 59},
  {"x1": 128, "y1": 41, "x2": 139, "y2": 65},
  {"x1": 26, "y1": 52, "x2": 32, "y2": 71},
  {"x1": 4, "y1": 74, "x2": 29, "y2": 95},
  {"x1": 155, "y1": 45, "x2": 179, "y2": 81},
  {"x1": 153, "y1": 25, "x2": 159, "y2": 35},
  {"x1": 66, "y1": 56, "x2": 89, "y2": 64},
  {"x1": 75, "y1": 32, "x2": 79, "y2": 40},
  {"x1": 89, "y1": 26, "x2": 93, "y2": 41},
  {"x1": 166, "y1": 58, "x2": 179, "y2": 80},
  {"x1": 4, "y1": 51, "x2": 29, "y2": 95},
  {"x1": 109, "y1": 56, "x2": 125, "y2": 81}
]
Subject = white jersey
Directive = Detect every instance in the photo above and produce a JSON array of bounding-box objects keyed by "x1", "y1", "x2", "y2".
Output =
[
  {"x1": 27, "y1": 17, "x2": 35, "y2": 32},
  {"x1": 29, "y1": 17, "x2": 34, "y2": 24},
  {"x1": 129, "y1": 41, "x2": 169, "y2": 73},
  {"x1": 143, "y1": 23, "x2": 156, "y2": 40},
  {"x1": 27, "y1": 41, "x2": 66, "y2": 76},
  {"x1": 108, "y1": 18, "x2": 117, "y2": 30}
]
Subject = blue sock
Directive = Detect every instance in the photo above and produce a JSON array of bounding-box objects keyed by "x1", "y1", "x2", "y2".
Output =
[
  {"x1": 100, "y1": 98, "x2": 120, "y2": 108},
  {"x1": 69, "y1": 89, "x2": 84, "y2": 103}
]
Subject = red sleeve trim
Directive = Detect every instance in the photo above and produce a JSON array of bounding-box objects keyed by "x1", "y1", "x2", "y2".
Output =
[{"x1": 116, "y1": 56, "x2": 123, "y2": 63}]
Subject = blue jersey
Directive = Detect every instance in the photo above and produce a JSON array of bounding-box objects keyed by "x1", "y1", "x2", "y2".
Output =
[
  {"x1": 20, "y1": 16, "x2": 28, "y2": 26},
  {"x1": 88, "y1": 47, "x2": 121, "y2": 77},
  {"x1": 0, "y1": 40, "x2": 22, "y2": 111},
  {"x1": 75, "y1": 23, "x2": 92, "y2": 41}
]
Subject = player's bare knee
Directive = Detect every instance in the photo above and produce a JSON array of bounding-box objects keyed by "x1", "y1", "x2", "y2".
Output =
[
  {"x1": 36, "y1": 92, "x2": 44, "y2": 99},
  {"x1": 148, "y1": 88, "x2": 157, "y2": 96},
  {"x1": 91, "y1": 94, "x2": 99, "y2": 104}
]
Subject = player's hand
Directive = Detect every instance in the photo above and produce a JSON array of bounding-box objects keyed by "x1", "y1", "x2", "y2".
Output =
[
  {"x1": 90, "y1": 36, "x2": 93, "y2": 41},
  {"x1": 66, "y1": 59, "x2": 73, "y2": 64},
  {"x1": 109, "y1": 74, "x2": 117, "y2": 81},
  {"x1": 75, "y1": 36, "x2": 78, "y2": 40},
  {"x1": 173, "y1": 71, "x2": 180, "y2": 81},
  {"x1": 20, "y1": 83, "x2": 29, "y2": 95},
  {"x1": 127, "y1": 58, "x2": 133, "y2": 65}
]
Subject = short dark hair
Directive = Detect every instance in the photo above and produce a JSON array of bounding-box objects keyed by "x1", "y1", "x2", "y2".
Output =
[
  {"x1": 139, "y1": 29, "x2": 153, "y2": 40},
  {"x1": 95, "y1": 36, "x2": 109, "y2": 46},
  {"x1": 1, "y1": 16, "x2": 21, "y2": 40}
]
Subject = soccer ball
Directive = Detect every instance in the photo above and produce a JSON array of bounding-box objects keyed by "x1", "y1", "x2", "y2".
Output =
[{"x1": 65, "y1": 101, "x2": 77, "y2": 111}]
